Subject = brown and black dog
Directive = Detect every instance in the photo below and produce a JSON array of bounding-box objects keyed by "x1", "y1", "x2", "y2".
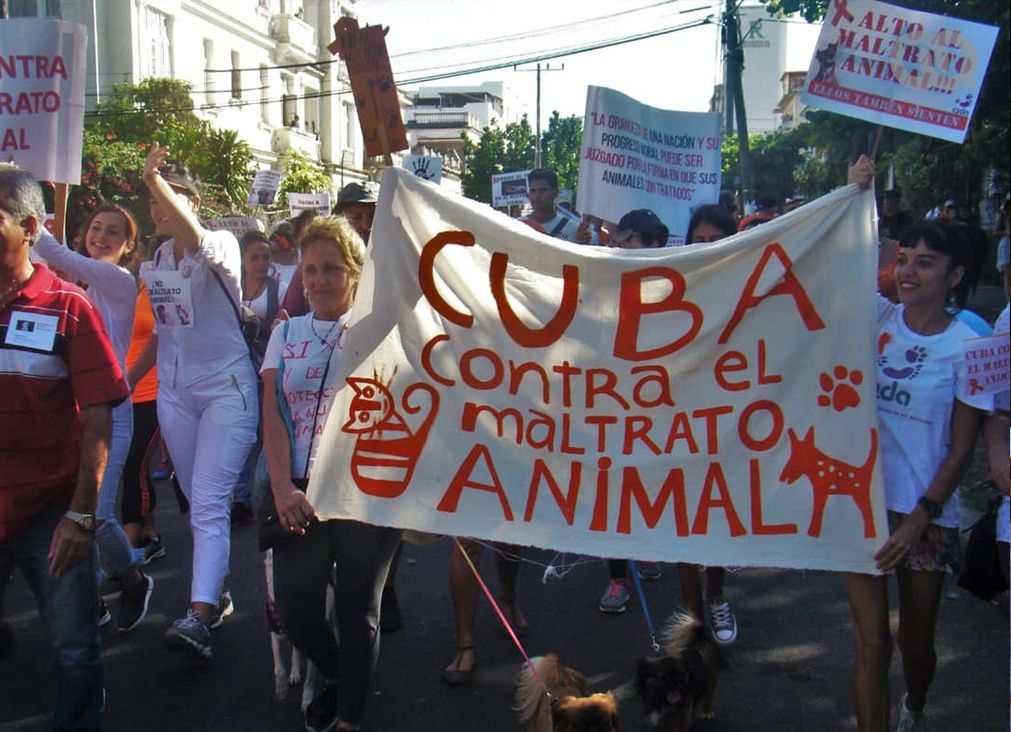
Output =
[
  {"x1": 636, "y1": 611, "x2": 725, "y2": 731},
  {"x1": 515, "y1": 654, "x2": 619, "y2": 732}
]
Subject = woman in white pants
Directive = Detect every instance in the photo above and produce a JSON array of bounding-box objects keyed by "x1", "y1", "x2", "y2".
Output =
[
  {"x1": 34, "y1": 205, "x2": 153, "y2": 631},
  {"x1": 131, "y1": 143, "x2": 258, "y2": 662}
]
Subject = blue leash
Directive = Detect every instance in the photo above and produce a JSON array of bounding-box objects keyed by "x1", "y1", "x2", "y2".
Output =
[{"x1": 627, "y1": 560, "x2": 661, "y2": 655}]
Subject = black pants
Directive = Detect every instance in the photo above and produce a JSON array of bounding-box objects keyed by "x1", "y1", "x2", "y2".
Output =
[
  {"x1": 274, "y1": 517, "x2": 401, "y2": 725},
  {"x1": 120, "y1": 400, "x2": 159, "y2": 527}
]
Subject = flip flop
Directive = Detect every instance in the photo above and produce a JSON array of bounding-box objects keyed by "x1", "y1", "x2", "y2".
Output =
[{"x1": 441, "y1": 645, "x2": 477, "y2": 686}]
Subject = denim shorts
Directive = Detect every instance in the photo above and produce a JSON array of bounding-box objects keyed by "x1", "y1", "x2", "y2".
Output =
[{"x1": 887, "y1": 510, "x2": 961, "y2": 573}]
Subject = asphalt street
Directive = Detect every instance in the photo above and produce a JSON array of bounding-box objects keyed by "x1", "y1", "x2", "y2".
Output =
[{"x1": 1, "y1": 480, "x2": 1008, "y2": 732}]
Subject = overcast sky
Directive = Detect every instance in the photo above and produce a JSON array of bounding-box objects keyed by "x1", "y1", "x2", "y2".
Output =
[{"x1": 361, "y1": 0, "x2": 821, "y2": 127}]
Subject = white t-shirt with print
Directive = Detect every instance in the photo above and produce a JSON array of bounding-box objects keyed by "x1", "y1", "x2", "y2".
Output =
[
  {"x1": 261, "y1": 311, "x2": 349, "y2": 479},
  {"x1": 523, "y1": 207, "x2": 600, "y2": 245},
  {"x1": 876, "y1": 296, "x2": 994, "y2": 527}
]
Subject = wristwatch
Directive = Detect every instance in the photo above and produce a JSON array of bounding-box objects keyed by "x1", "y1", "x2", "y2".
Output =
[
  {"x1": 916, "y1": 496, "x2": 943, "y2": 520},
  {"x1": 64, "y1": 510, "x2": 96, "y2": 531}
]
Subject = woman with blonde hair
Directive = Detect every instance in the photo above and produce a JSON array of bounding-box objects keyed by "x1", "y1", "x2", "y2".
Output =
[{"x1": 262, "y1": 216, "x2": 401, "y2": 732}]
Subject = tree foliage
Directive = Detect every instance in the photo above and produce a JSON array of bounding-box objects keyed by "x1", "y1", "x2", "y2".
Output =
[
  {"x1": 272, "y1": 150, "x2": 334, "y2": 220},
  {"x1": 72, "y1": 78, "x2": 256, "y2": 241},
  {"x1": 540, "y1": 112, "x2": 584, "y2": 193}
]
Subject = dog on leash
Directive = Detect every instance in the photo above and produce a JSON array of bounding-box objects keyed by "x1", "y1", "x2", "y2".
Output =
[
  {"x1": 264, "y1": 549, "x2": 336, "y2": 710},
  {"x1": 635, "y1": 611, "x2": 724, "y2": 731},
  {"x1": 515, "y1": 654, "x2": 619, "y2": 732}
]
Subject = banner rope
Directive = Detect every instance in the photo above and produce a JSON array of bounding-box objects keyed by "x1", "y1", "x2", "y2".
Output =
[
  {"x1": 462, "y1": 539, "x2": 601, "y2": 583},
  {"x1": 627, "y1": 560, "x2": 662, "y2": 655},
  {"x1": 452, "y1": 537, "x2": 553, "y2": 702}
]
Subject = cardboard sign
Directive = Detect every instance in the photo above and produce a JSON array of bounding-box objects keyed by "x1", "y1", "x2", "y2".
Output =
[
  {"x1": 328, "y1": 18, "x2": 408, "y2": 158},
  {"x1": 800, "y1": 0, "x2": 998, "y2": 144},
  {"x1": 403, "y1": 154, "x2": 442, "y2": 184},
  {"x1": 578, "y1": 86, "x2": 722, "y2": 246},
  {"x1": 963, "y1": 334, "x2": 1010, "y2": 396},
  {"x1": 141, "y1": 270, "x2": 194, "y2": 329},
  {"x1": 309, "y1": 168, "x2": 888, "y2": 574},
  {"x1": 248, "y1": 170, "x2": 282, "y2": 206},
  {"x1": 205, "y1": 216, "x2": 263, "y2": 238},
  {"x1": 0, "y1": 20, "x2": 87, "y2": 184},
  {"x1": 287, "y1": 192, "x2": 332, "y2": 216},
  {"x1": 491, "y1": 170, "x2": 531, "y2": 208}
]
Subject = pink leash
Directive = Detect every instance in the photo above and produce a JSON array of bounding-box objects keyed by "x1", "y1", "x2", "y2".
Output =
[{"x1": 452, "y1": 538, "x2": 551, "y2": 698}]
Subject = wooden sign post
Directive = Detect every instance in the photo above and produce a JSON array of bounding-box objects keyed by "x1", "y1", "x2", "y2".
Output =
[{"x1": 328, "y1": 18, "x2": 408, "y2": 166}]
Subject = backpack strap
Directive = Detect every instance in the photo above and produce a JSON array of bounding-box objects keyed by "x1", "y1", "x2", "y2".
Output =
[{"x1": 548, "y1": 216, "x2": 568, "y2": 238}]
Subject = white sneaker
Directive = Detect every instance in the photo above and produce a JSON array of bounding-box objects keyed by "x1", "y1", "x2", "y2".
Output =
[
  {"x1": 708, "y1": 597, "x2": 738, "y2": 645},
  {"x1": 896, "y1": 694, "x2": 924, "y2": 731}
]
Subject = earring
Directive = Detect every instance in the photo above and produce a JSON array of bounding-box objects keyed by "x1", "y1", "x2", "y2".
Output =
[{"x1": 944, "y1": 288, "x2": 958, "y2": 314}]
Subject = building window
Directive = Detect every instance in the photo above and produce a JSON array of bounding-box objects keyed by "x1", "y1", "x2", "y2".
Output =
[
  {"x1": 343, "y1": 101, "x2": 355, "y2": 150},
  {"x1": 282, "y1": 75, "x2": 297, "y2": 127},
  {"x1": 140, "y1": 6, "x2": 172, "y2": 78},
  {"x1": 304, "y1": 86, "x2": 319, "y2": 136},
  {"x1": 259, "y1": 65, "x2": 270, "y2": 123},
  {"x1": 203, "y1": 39, "x2": 215, "y2": 105},
  {"x1": 230, "y1": 51, "x2": 241, "y2": 100}
]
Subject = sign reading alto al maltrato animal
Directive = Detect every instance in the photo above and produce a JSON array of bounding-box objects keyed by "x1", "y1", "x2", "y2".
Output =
[
  {"x1": 801, "y1": 0, "x2": 998, "y2": 144},
  {"x1": 0, "y1": 20, "x2": 87, "y2": 183},
  {"x1": 578, "y1": 86, "x2": 722, "y2": 246},
  {"x1": 310, "y1": 169, "x2": 888, "y2": 573}
]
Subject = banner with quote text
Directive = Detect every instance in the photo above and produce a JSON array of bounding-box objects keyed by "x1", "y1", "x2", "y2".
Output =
[
  {"x1": 578, "y1": 86, "x2": 721, "y2": 245},
  {"x1": 310, "y1": 169, "x2": 887, "y2": 573},
  {"x1": 0, "y1": 20, "x2": 87, "y2": 183}
]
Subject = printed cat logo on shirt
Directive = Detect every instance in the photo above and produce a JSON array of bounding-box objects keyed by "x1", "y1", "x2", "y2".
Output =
[
  {"x1": 876, "y1": 332, "x2": 924, "y2": 405},
  {"x1": 342, "y1": 372, "x2": 440, "y2": 498}
]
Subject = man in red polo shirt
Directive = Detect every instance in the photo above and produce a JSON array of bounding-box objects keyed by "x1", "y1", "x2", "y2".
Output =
[{"x1": 0, "y1": 165, "x2": 129, "y2": 731}]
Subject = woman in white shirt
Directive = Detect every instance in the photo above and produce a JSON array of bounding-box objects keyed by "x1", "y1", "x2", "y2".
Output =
[
  {"x1": 844, "y1": 157, "x2": 993, "y2": 732},
  {"x1": 131, "y1": 143, "x2": 258, "y2": 662},
  {"x1": 34, "y1": 205, "x2": 153, "y2": 631},
  {"x1": 262, "y1": 217, "x2": 401, "y2": 732}
]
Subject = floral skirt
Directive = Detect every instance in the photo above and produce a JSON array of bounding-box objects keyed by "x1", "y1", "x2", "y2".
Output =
[{"x1": 887, "y1": 510, "x2": 961, "y2": 573}]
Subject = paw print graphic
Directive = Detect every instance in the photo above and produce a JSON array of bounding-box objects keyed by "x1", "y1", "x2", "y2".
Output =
[
  {"x1": 818, "y1": 365, "x2": 863, "y2": 412},
  {"x1": 881, "y1": 345, "x2": 927, "y2": 380}
]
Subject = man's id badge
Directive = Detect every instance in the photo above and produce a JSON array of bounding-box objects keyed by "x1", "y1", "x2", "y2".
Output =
[{"x1": 5, "y1": 310, "x2": 59, "y2": 351}]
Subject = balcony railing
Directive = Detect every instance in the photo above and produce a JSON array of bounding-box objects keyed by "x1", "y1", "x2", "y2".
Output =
[
  {"x1": 271, "y1": 126, "x2": 321, "y2": 159},
  {"x1": 406, "y1": 110, "x2": 476, "y2": 129}
]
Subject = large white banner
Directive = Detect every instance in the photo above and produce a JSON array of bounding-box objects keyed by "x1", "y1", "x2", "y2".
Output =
[
  {"x1": 311, "y1": 169, "x2": 888, "y2": 573},
  {"x1": 0, "y1": 20, "x2": 87, "y2": 184},
  {"x1": 578, "y1": 86, "x2": 722, "y2": 245},
  {"x1": 800, "y1": 0, "x2": 998, "y2": 144}
]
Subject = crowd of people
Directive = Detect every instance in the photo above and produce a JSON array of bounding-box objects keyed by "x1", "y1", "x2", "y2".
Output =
[{"x1": 0, "y1": 150, "x2": 1008, "y2": 732}]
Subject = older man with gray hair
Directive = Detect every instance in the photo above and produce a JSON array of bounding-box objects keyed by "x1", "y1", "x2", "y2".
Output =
[{"x1": 0, "y1": 165, "x2": 129, "y2": 730}]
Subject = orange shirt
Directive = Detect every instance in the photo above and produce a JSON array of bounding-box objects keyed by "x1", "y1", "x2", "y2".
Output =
[{"x1": 127, "y1": 282, "x2": 159, "y2": 403}]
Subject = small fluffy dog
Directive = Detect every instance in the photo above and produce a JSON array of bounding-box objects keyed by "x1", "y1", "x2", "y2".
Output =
[
  {"x1": 515, "y1": 654, "x2": 619, "y2": 732},
  {"x1": 264, "y1": 549, "x2": 335, "y2": 710},
  {"x1": 635, "y1": 611, "x2": 724, "y2": 731}
]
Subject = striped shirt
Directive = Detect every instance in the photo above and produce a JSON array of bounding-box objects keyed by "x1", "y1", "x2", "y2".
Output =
[{"x1": 0, "y1": 263, "x2": 129, "y2": 544}]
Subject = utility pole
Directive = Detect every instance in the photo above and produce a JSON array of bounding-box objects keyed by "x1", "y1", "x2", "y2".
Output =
[
  {"x1": 724, "y1": 0, "x2": 753, "y2": 205},
  {"x1": 515, "y1": 62, "x2": 564, "y2": 169}
]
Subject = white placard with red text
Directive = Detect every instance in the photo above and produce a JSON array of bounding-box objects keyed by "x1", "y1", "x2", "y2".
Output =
[
  {"x1": 310, "y1": 168, "x2": 887, "y2": 573},
  {"x1": 800, "y1": 0, "x2": 998, "y2": 144},
  {"x1": 287, "y1": 192, "x2": 332, "y2": 216},
  {"x1": 0, "y1": 20, "x2": 87, "y2": 183},
  {"x1": 962, "y1": 334, "x2": 1009, "y2": 396},
  {"x1": 578, "y1": 86, "x2": 721, "y2": 246}
]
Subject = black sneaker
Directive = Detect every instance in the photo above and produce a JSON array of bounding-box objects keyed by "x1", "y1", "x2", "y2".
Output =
[
  {"x1": 117, "y1": 573, "x2": 154, "y2": 632},
  {"x1": 97, "y1": 598, "x2": 112, "y2": 627},
  {"x1": 140, "y1": 534, "x2": 165, "y2": 565},
  {"x1": 304, "y1": 681, "x2": 339, "y2": 732},
  {"x1": 164, "y1": 609, "x2": 212, "y2": 662}
]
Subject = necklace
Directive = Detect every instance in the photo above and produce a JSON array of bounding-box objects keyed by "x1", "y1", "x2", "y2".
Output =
[{"x1": 310, "y1": 314, "x2": 341, "y2": 350}]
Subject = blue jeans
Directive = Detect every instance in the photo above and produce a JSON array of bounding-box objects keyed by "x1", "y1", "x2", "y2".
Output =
[
  {"x1": 95, "y1": 399, "x2": 144, "y2": 580},
  {"x1": 0, "y1": 501, "x2": 104, "y2": 730}
]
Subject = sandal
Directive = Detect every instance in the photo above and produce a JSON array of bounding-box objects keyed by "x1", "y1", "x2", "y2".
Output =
[{"x1": 441, "y1": 645, "x2": 477, "y2": 686}]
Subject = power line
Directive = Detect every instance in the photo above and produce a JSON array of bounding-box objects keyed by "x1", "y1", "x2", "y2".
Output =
[{"x1": 85, "y1": 18, "x2": 711, "y2": 118}]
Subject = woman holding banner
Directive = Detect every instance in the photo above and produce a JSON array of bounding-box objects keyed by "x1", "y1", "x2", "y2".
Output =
[
  {"x1": 844, "y1": 156, "x2": 992, "y2": 731},
  {"x1": 262, "y1": 217, "x2": 401, "y2": 732},
  {"x1": 33, "y1": 205, "x2": 155, "y2": 631}
]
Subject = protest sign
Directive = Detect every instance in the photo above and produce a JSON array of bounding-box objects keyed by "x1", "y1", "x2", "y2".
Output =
[
  {"x1": 963, "y1": 334, "x2": 1009, "y2": 396},
  {"x1": 0, "y1": 20, "x2": 87, "y2": 184},
  {"x1": 288, "y1": 192, "x2": 332, "y2": 216},
  {"x1": 247, "y1": 170, "x2": 282, "y2": 206},
  {"x1": 328, "y1": 18, "x2": 408, "y2": 158},
  {"x1": 403, "y1": 154, "x2": 442, "y2": 184},
  {"x1": 205, "y1": 216, "x2": 263, "y2": 238},
  {"x1": 800, "y1": 0, "x2": 998, "y2": 144},
  {"x1": 491, "y1": 170, "x2": 531, "y2": 208},
  {"x1": 309, "y1": 168, "x2": 888, "y2": 573},
  {"x1": 578, "y1": 86, "x2": 722, "y2": 246}
]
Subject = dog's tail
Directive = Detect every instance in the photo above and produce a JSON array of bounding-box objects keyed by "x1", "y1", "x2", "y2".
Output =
[
  {"x1": 658, "y1": 610, "x2": 706, "y2": 657},
  {"x1": 514, "y1": 655, "x2": 551, "y2": 724}
]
